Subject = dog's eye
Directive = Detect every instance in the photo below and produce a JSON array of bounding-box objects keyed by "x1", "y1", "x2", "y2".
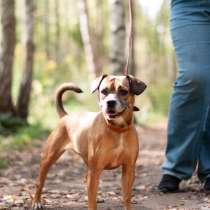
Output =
[
  {"x1": 101, "y1": 89, "x2": 109, "y2": 96},
  {"x1": 119, "y1": 89, "x2": 129, "y2": 96}
]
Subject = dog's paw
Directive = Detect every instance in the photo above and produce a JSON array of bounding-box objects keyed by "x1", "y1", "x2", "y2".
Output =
[{"x1": 32, "y1": 202, "x2": 43, "y2": 210}]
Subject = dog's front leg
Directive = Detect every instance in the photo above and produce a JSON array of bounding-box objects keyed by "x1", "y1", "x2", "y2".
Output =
[
  {"x1": 87, "y1": 168, "x2": 101, "y2": 210},
  {"x1": 122, "y1": 164, "x2": 135, "y2": 210}
]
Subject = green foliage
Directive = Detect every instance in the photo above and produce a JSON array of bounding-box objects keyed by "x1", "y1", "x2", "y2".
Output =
[
  {"x1": 0, "y1": 121, "x2": 49, "y2": 150},
  {"x1": 67, "y1": 22, "x2": 83, "y2": 48},
  {"x1": 147, "y1": 82, "x2": 171, "y2": 115},
  {"x1": 0, "y1": 121, "x2": 48, "y2": 169},
  {"x1": 0, "y1": 113, "x2": 26, "y2": 135},
  {"x1": 0, "y1": 157, "x2": 8, "y2": 169}
]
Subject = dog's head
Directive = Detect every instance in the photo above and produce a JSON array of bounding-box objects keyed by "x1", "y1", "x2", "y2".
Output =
[{"x1": 91, "y1": 75, "x2": 146, "y2": 120}]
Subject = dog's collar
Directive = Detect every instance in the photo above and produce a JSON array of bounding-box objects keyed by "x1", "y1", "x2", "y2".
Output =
[{"x1": 105, "y1": 119, "x2": 132, "y2": 133}]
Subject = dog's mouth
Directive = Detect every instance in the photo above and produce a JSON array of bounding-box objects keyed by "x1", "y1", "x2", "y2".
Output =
[{"x1": 106, "y1": 109, "x2": 126, "y2": 118}]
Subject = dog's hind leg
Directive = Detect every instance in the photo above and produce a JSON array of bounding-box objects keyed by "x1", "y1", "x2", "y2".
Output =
[{"x1": 32, "y1": 123, "x2": 69, "y2": 210}]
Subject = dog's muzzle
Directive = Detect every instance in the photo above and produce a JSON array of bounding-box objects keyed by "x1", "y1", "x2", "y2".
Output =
[
  {"x1": 105, "y1": 100, "x2": 128, "y2": 119},
  {"x1": 100, "y1": 94, "x2": 128, "y2": 119}
]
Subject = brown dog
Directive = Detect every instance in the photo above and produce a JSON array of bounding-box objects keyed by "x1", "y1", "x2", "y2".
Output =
[{"x1": 32, "y1": 75, "x2": 146, "y2": 210}]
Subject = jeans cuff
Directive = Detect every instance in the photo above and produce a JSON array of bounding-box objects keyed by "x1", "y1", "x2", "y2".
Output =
[{"x1": 161, "y1": 169, "x2": 190, "y2": 180}]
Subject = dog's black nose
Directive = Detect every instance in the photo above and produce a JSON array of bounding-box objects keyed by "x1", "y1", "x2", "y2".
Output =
[{"x1": 107, "y1": 100, "x2": 116, "y2": 108}]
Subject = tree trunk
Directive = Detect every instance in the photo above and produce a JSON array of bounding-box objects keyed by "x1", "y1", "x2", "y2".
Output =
[
  {"x1": 0, "y1": 0, "x2": 16, "y2": 113},
  {"x1": 93, "y1": 0, "x2": 105, "y2": 73},
  {"x1": 16, "y1": 0, "x2": 35, "y2": 120},
  {"x1": 44, "y1": 0, "x2": 50, "y2": 58},
  {"x1": 109, "y1": 0, "x2": 126, "y2": 74},
  {"x1": 78, "y1": 0, "x2": 100, "y2": 79},
  {"x1": 54, "y1": 0, "x2": 60, "y2": 63}
]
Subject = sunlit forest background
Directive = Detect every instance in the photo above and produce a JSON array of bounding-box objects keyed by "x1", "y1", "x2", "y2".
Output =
[{"x1": 0, "y1": 0, "x2": 175, "y2": 157}]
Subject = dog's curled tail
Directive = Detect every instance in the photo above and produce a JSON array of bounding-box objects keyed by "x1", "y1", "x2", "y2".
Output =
[{"x1": 55, "y1": 83, "x2": 83, "y2": 118}]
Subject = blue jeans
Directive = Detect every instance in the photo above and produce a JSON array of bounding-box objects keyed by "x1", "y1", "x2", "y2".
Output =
[{"x1": 162, "y1": 0, "x2": 210, "y2": 181}]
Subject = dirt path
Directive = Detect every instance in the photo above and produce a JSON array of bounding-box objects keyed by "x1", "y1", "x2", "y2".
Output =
[{"x1": 1, "y1": 124, "x2": 210, "y2": 210}]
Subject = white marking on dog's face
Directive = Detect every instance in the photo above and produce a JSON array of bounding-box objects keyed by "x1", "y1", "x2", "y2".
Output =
[{"x1": 99, "y1": 93, "x2": 126, "y2": 119}]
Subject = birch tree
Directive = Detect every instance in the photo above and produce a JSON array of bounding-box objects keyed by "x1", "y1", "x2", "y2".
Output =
[
  {"x1": 109, "y1": 0, "x2": 126, "y2": 74},
  {"x1": 55, "y1": 0, "x2": 60, "y2": 63},
  {"x1": 78, "y1": 0, "x2": 100, "y2": 79},
  {"x1": 44, "y1": 0, "x2": 50, "y2": 58},
  {"x1": 17, "y1": 0, "x2": 35, "y2": 120}
]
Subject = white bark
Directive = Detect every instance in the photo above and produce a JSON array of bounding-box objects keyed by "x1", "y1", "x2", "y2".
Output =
[
  {"x1": 17, "y1": 0, "x2": 35, "y2": 119},
  {"x1": 78, "y1": 0, "x2": 99, "y2": 78},
  {"x1": 55, "y1": 0, "x2": 60, "y2": 63},
  {"x1": 109, "y1": 0, "x2": 126, "y2": 74},
  {"x1": 44, "y1": 0, "x2": 50, "y2": 58}
]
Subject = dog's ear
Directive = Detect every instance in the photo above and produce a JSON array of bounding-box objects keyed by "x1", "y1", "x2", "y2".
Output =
[
  {"x1": 90, "y1": 74, "x2": 107, "y2": 93},
  {"x1": 127, "y1": 75, "x2": 147, "y2": 95}
]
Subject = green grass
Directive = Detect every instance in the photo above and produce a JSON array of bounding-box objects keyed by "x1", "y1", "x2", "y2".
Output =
[
  {"x1": 0, "y1": 157, "x2": 8, "y2": 169},
  {"x1": 0, "y1": 121, "x2": 49, "y2": 150},
  {"x1": 0, "y1": 121, "x2": 49, "y2": 169},
  {"x1": 147, "y1": 82, "x2": 171, "y2": 115}
]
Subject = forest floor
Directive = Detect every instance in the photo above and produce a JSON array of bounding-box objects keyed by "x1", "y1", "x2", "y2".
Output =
[{"x1": 1, "y1": 122, "x2": 210, "y2": 210}]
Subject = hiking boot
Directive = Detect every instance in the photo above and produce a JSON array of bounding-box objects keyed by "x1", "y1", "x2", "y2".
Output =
[{"x1": 158, "y1": 174, "x2": 181, "y2": 193}]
